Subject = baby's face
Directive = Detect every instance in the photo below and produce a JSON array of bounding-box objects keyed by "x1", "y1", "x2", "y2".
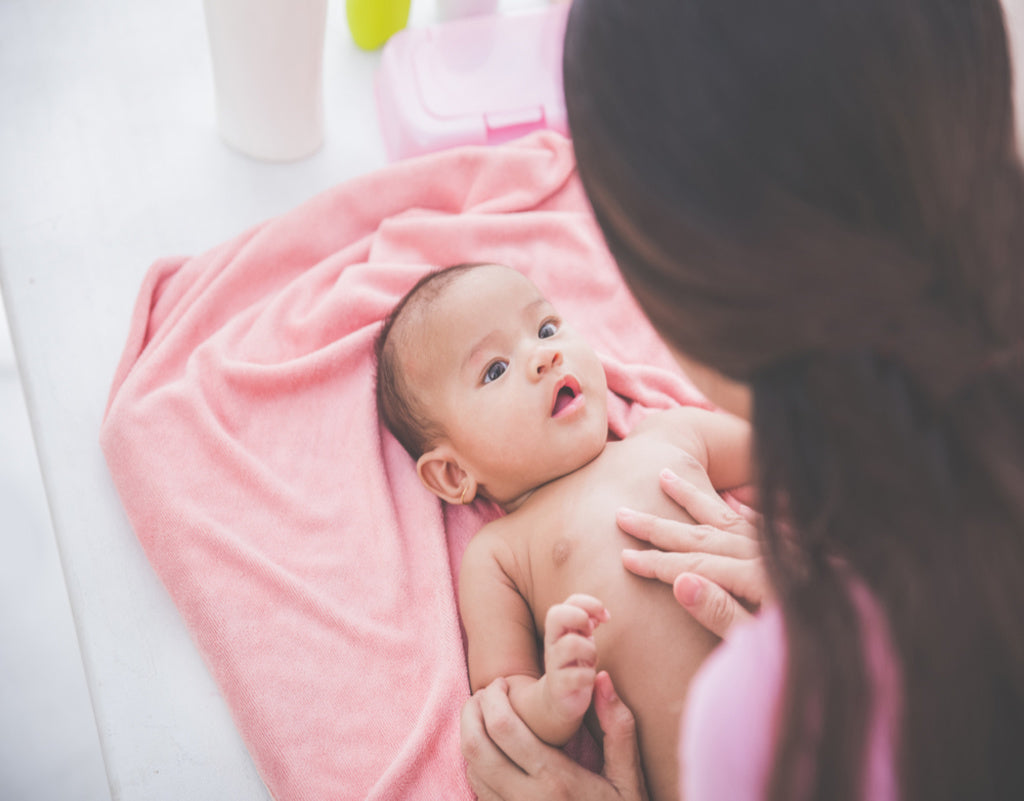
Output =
[{"x1": 407, "y1": 264, "x2": 608, "y2": 504}]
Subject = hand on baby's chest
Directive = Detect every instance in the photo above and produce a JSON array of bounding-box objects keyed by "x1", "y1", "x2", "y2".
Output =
[{"x1": 522, "y1": 434, "x2": 711, "y2": 636}]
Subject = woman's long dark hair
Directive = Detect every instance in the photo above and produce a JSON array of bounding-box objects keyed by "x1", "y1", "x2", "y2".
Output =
[{"x1": 565, "y1": 1, "x2": 1024, "y2": 799}]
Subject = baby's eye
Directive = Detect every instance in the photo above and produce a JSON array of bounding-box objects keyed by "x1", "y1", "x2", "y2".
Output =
[
  {"x1": 539, "y1": 320, "x2": 558, "y2": 339},
  {"x1": 483, "y1": 360, "x2": 508, "y2": 384}
]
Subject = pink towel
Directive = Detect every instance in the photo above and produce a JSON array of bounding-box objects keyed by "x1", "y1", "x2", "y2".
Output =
[{"x1": 100, "y1": 132, "x2": 707, "y2": 801}]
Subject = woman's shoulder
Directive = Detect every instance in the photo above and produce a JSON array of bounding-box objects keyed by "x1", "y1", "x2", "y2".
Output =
[
  {"x1": 682, "y1": 590, "x2": 900, "y2": 801},
  {"x1": 681, "y1": 607, "x2": 787, "y2": 801}
]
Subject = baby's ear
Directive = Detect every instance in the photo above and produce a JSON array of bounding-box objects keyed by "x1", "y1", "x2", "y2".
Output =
[{"x1": 417, "y1": 445, "x2": 474, "y2": 505}]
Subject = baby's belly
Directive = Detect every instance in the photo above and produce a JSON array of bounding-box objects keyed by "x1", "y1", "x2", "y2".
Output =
[
  {"x1": 525, "y1": 440, "x2": 722, "y2": 801},
  {"x1": 542, "y1": 546, "x2": 718, "y2": 801},
  {"x1": 601, "y1": 573, "x2": 718, "y2": 801}
]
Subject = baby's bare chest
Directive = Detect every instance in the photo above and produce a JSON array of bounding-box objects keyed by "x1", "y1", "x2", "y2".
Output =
[
  {"x1": 491, "y1": 430, "x2": 723, "y2": 801},
  {"x1": 509, "y1": 434, "x2": 714, "y2": 633}
]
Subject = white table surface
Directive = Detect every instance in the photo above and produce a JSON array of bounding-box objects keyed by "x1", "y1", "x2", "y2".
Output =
[
  {"x1": 8, "y1": 2, "x2": 1024, "y2": 799},
  {"x1": 0, "y1": 1, "x2": 547, "y2": 797}
]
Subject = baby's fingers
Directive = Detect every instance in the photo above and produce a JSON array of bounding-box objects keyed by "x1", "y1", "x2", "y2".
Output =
[
  {"x1": 563, "y1": 593, "x2": 611, "y2": 625},
  {"x1": 545, "y1": 634, "x2": 598, "y2": 722},
  {"x1": 545, "y1": 595, "x2": 609, "y2": 641},
  {"x1": 547, "y1": 632, "x2": 598, "y2": 671},
  {"x1": 547, "y1": 662, "x2": 597, "y2": 722}
]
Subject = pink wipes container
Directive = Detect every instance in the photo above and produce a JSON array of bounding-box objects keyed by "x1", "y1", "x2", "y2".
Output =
[{"x1": 375, "y1": 4, "x2": 569, "y2": 161}]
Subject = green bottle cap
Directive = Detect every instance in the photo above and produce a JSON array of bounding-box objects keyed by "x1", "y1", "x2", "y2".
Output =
[{"x1": 346, "y1": 0, "x2": 412, "y2": 50}]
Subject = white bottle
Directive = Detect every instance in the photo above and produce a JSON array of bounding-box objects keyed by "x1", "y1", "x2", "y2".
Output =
[{"x1": 203, "y1": 0, "x2": 327, "y2": 161}]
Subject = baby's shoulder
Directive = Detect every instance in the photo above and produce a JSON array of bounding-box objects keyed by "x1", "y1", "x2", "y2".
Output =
[
  {"x1": 628, "y1": 404, "x2": 710, "y2": 436},
  {"x1": 459, "y1": 513, "x2": 540, "y2": 605},
  {"x1": 624, "y1": 405, "x2": 713, "y2": 456},
  {"x1": 462, "y1": 514, "x2": 528, "y2": 571}
]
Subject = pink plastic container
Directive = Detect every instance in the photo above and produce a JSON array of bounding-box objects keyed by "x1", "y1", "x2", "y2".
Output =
[{"x1": 374, "y1": 4, "x2": 569, "y2": 161}]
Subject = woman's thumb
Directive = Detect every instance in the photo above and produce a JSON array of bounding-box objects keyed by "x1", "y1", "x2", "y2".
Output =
[
  {"x1": 674, "y1": 573, "x2": 750, "y2": 639},
  {"x1": 594, "y1": 671, "x2": 647, "y2": 797}
]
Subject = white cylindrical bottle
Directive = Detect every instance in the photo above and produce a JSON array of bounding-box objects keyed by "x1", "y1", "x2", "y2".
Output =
[{"x1": 203, "y1": 0, "x2": 327, "y2": 161}]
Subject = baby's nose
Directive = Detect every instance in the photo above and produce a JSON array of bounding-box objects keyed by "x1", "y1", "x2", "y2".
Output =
[{"x1": 531, "y1": 346, "x2": 563, "y2": 376}]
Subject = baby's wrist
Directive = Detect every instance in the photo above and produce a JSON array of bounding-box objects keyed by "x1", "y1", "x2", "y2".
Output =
[
  {"x1": 540, "y1": 672, "x2": 591, "y2": 726},
  {"x1": 503, "y1": 673, "x2": 584, "y2": 746}
]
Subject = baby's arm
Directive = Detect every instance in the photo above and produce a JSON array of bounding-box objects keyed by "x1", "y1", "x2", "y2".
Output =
[
  {"x1": 459, "y1": 531, "x2": 608, "y2": 746},
  {"x1": 639, "y1": 406, "x2": 752, "y2": 491}
]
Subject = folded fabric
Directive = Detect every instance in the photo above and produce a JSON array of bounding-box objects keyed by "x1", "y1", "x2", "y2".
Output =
[{"x1": 101, "y1": 131, "x2": 707, "y2": 800}]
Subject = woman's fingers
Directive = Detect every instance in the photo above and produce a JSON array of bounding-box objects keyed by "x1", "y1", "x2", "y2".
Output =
[
  {"x1": 673, "y1": 573, "x2": 754, "y2": 639},
  {"x1": 593, "y1": 672, "x2": 649, "y2": 800},
  {"x1": 462, "y1": 677, "x2": 650, "y2": 801},
  {"x1": 616, "y1": 507, "x2": 759, "y2": 559},
  {"x1": 466, "y1": 764, "x2": 509, "y2": 801},
  {"x1": 461, "y1": 687, "x2": 525, "y2": 801},
  {"x1": 617, "y1": 468, "x2": 769, "y2": 639},
  {"x1": 658, "y1": 469, "x2": 759, "y2": 538},
  {"x1": 725, "y1": 483, "x2": 760, "y2": 513},
  {"x1": 723, "y1": 492, "x2": 760, "y2": 524},
  {"x1": 474, "y1": 677, "x2": 581, "y2": 779},
  {"x1": 621, "y1": 548, "x2": 767, "y2": 606}
]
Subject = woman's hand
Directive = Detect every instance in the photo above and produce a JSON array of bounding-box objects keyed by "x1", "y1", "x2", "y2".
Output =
[
  {"x1": 460, "y1": 672, "x2": 649, "y2": 801},
  {"x1": 618, "y1": 468, "x2": 770, "y2": 638}
]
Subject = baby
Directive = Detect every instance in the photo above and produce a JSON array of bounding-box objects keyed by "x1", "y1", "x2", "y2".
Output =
[{"x1": 375, "y1": 263, "x2": 751, "y2": 801}]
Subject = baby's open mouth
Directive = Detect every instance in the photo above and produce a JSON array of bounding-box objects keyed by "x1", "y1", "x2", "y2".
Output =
[{"x1": 551, "y1": 377, "x2": 582, "y2": 417}]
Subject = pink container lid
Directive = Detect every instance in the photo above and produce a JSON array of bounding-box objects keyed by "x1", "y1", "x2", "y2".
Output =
[{"x1": 375, "y1": 4, "x2": 569, "y2": 161}]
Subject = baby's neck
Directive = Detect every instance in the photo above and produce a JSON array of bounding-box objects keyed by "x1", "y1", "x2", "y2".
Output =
[
  {"x1": 500, "y1": 489, "x2": 536, "y2": 514},
  {"x1": 496, "y1": 442, "x2": 610, "y2": 514}
]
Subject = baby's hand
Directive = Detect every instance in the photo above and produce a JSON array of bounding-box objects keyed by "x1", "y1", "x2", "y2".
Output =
[{"x1": 542, "y1": 593, "x2": 610, "y2": 724}]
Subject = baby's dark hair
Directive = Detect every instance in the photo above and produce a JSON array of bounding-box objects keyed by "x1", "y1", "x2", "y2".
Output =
[{"x1": 374, "y1": 262, "x2": 490, "y2": 459}]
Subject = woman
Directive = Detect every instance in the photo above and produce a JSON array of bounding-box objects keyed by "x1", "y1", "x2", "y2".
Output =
[{"x1": 461, "y1": 1, "x2": 1024, "y2": 799}]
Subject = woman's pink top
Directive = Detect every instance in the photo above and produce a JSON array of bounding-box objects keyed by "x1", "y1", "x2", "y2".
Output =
[{"x1": 680, "y1": 597, "x2": 900, "y2": 801}]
